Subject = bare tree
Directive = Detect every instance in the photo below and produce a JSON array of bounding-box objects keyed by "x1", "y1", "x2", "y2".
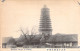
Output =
[
  {"x1": 29, "y1": 27, "x2": 36, "y2": 44},
  {"x1": 20, "y1": 27, "x2": 36, "y2": 45},
  {"x1": 20, "y1": 27, "x2": 29, "y2": 45},
  {"x1": 20, "y1": 28, "x2": 29, "y2": 40}
]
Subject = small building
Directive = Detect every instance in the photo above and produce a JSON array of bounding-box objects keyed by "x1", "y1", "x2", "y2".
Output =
[
  {"x1": 46, "y1": 33, "x2": 78, "y2": 48},
  {"x1": 2, "y1": 37, "x2": 16, "y2": 48}
]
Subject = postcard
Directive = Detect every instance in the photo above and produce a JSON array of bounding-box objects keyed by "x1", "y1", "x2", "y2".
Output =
[{"x1": 0, "y1": 0, "x2": 80, "y2": 51}]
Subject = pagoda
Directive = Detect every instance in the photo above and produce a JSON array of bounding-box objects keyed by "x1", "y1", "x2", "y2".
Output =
[{"x1": 39, "y1": 5, "x2": 52, "y2": 36}]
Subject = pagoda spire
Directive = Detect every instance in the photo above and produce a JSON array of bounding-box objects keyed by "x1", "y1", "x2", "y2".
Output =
[{"x1": 44, "y1": 5, "x2": 47, "y2": 8}]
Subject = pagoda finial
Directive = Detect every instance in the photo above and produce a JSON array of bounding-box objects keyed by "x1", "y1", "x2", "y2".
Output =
[{"x1": 44, "y1": 5, "x2": 47, "y2": 8}]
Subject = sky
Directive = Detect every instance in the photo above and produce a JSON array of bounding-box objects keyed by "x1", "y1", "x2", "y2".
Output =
[{"x1": 0, "y1": 0, "x2": 80, "y2": 45}]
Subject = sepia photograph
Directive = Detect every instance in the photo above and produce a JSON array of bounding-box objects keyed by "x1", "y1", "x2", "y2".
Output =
[{"x1": 0, "y1": 0, "x2": 80, "y2": 49}]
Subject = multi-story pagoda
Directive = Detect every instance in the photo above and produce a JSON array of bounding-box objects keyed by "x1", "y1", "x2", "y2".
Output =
[{"x1": 39, "y1": 5, "x2": 52, "y2": 36}]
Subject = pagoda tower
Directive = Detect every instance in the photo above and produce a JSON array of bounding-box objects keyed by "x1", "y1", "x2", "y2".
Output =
[{"x1": 39, "y1": 5, "x2": 52, "y2": 36}]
